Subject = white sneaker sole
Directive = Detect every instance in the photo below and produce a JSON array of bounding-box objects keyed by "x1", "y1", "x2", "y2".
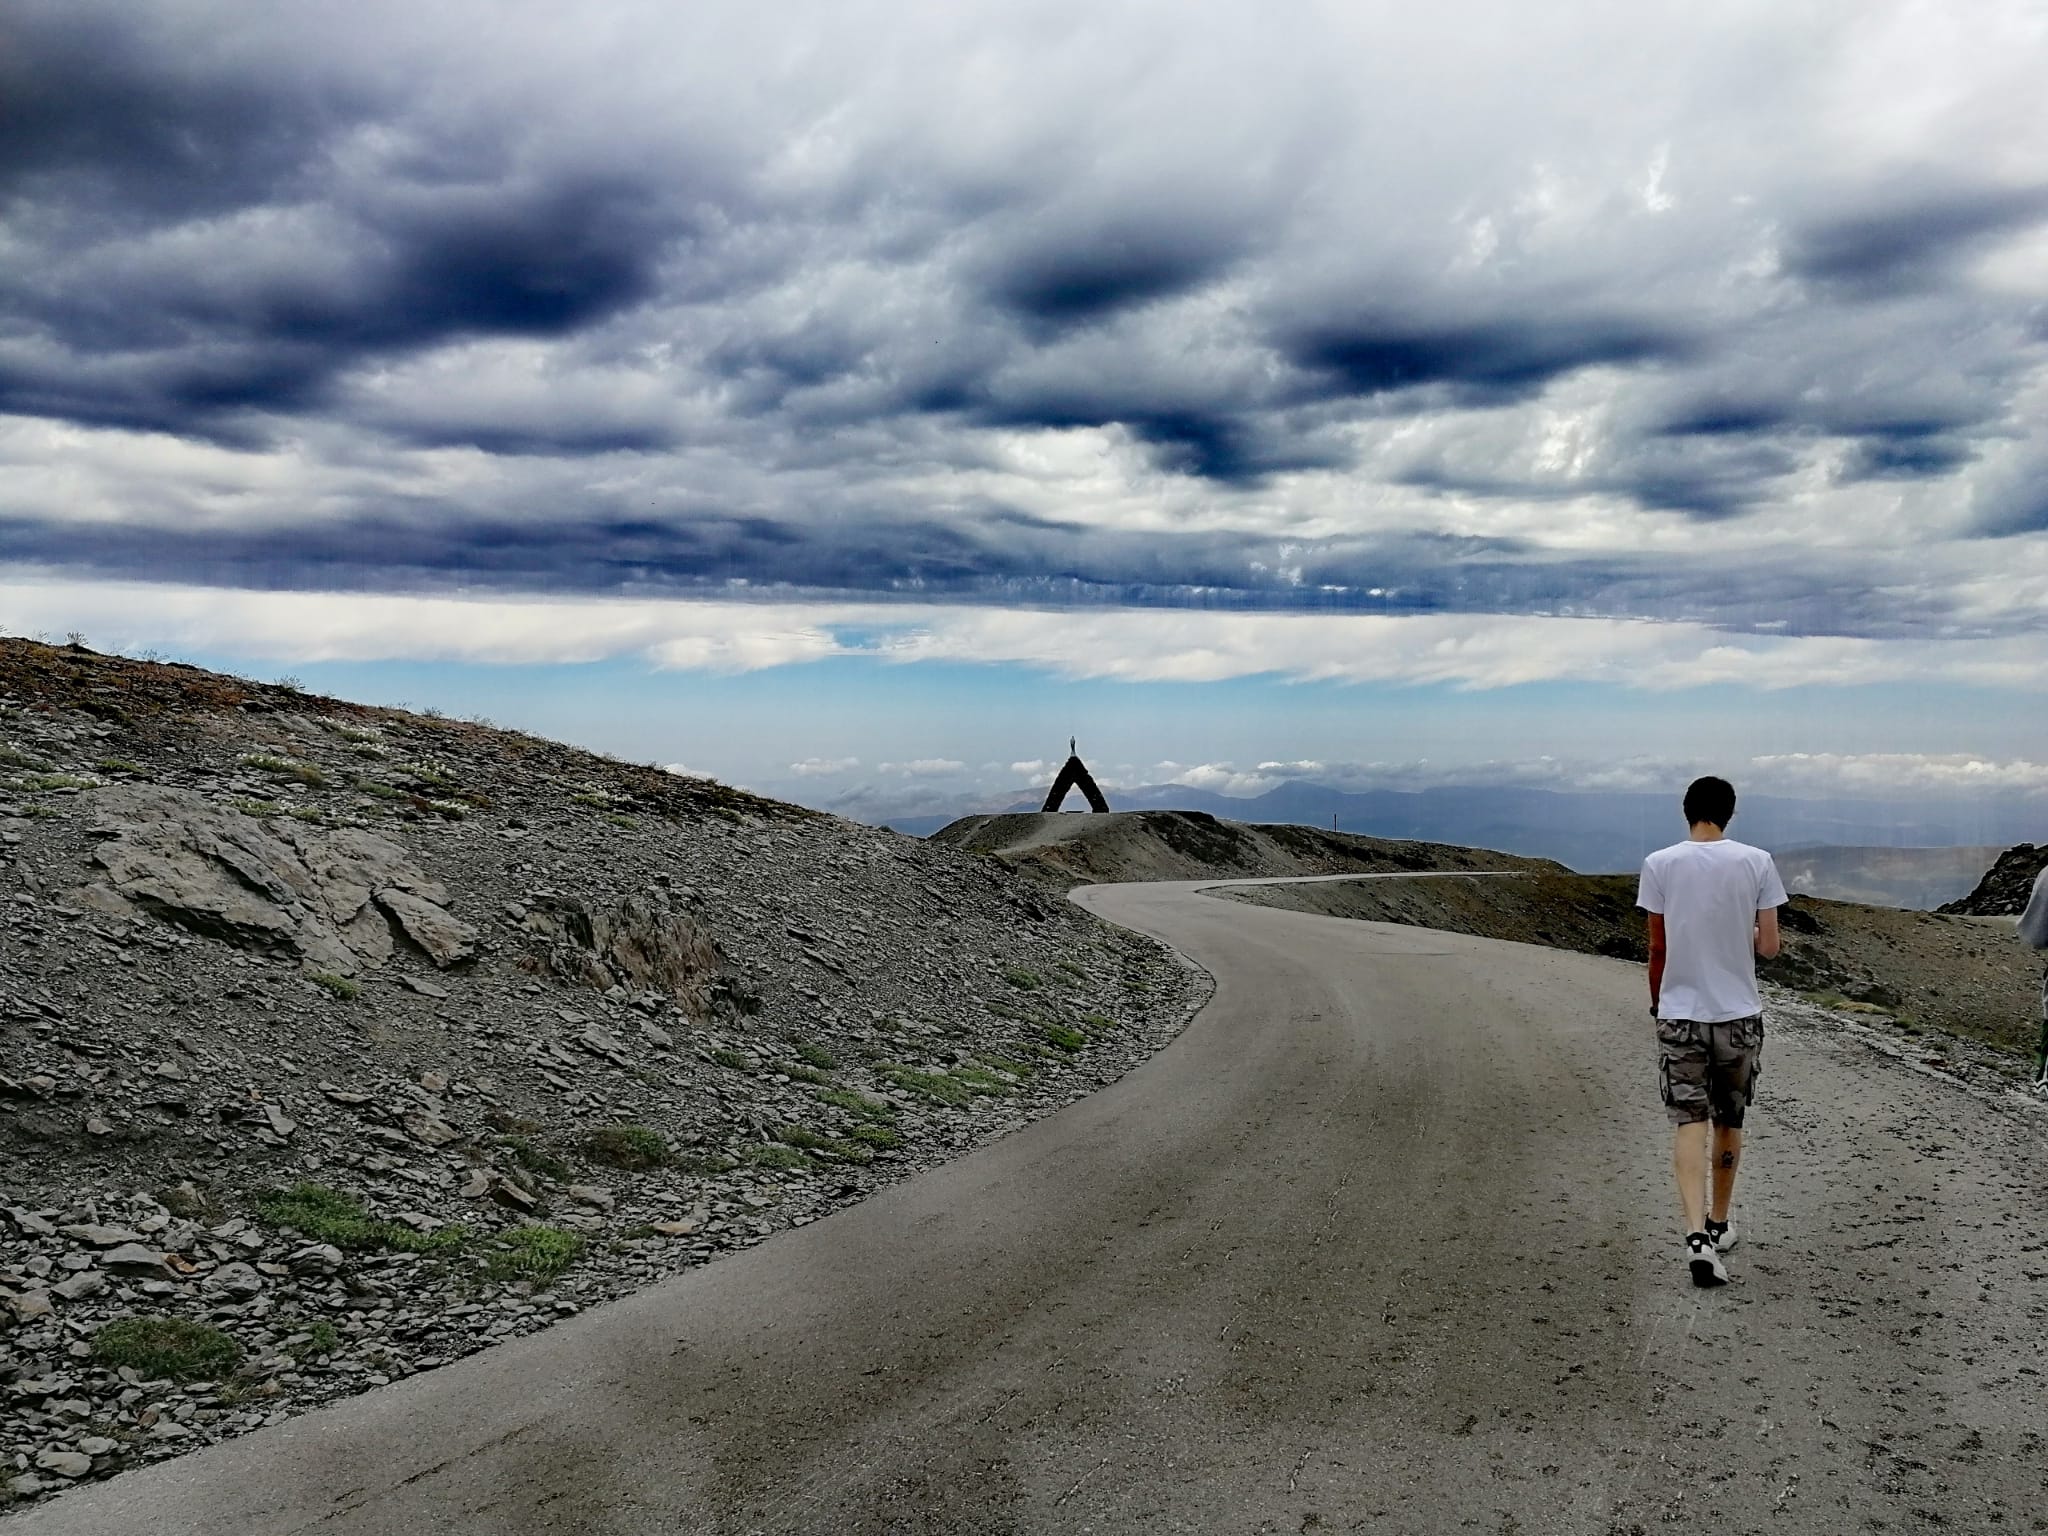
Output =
[{"x1": 1689, "y1": 1249, "x2": 1729, "y2": 1287}]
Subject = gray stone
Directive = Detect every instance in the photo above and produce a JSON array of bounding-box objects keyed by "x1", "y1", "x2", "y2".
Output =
[
  {"x1": 102, "y1": 1243, "x2": 171, "y2": 1277},
  {"x1": 50, "y1": 1271, "x2": 107, "y2": 1301},
  {"x1": 59, "y1": 1223, "x2": 145, "y2": 1247},
  {"x1": 34, "y1": 1449, "x2": 92, "y2": 1478},
  {"x1": 377, "y1": 889, "x2": 478, "y2": 968},
  {"x1": 207, "y1": 1262, "x2": 264, "y2": 1299},
  {"x1": 402, "y1": 1110, "x2": 460, "y2": 1147},
  {"x1": 5, "y1": 1206, "x2": 56, "y2": 1236}
]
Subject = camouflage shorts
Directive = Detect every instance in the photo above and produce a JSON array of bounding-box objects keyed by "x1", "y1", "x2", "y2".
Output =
[{"x1": 1655, "y1": 1014, "x2": 1763, "y2": 1127}]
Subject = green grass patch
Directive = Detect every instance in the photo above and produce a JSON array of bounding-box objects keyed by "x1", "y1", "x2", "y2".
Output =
[
  {"x1": 1000, "y1": 965, "x2": 1044, "y2": 991},
  {"x1": 97, "y1": 757, "x2": 143, "y2": 775},
  {"x1": 950, "y1": 1064, "x2": 1012, "y2": 1095},
  {"x1": 307, "y1": 971, "x2": 359, "y2": 1001},
  {"x1": 1041, "y1": 1023, "x2": 1086, "y2": 1052},
  {"x1": 1080, "y1": 1012, "x2": 1120, "y2": 1032},
  {"x1": 22, "y1": 772, "x2": 95, "y2": 791},
  {"x1": 979, "y1": 1053, "x2": 1035, "y2": 1079},
  {"x1": 92, "y1": 1316, "x2": 242, "y2": 1382},
  {"x1": 484, "y1": 1225, "x2": 585, "y2": 1287},
  {"x1": 229, "y1": 796, "x2": 282, "y2": 819},
  {"x1": 881, "y1": 1065, "x2": 973, "y2": 1106},
  {"x1": 795, "y1": 1041, "x2": 838, "y2": 1071},
  {"x1": 570, "y1": 792, "x2": 609, "y2": 807},
  {"x1": 257, "y1": 1183, "x2": 469, "y2": 1254},
  {"x1": 710, "y1": 1048, "x2": 753, "y2": 1072},
  {"x1": 742, "y1": 1143, "x2": 810, "y2": 1170},
  {"x1": 504, "y1": 1137, "x2": 573, "y2": 1182},
  {"x1": 583, "y1": 1124, "x2": 670, "y2": 1170},
  {"x1": 353, "y1": 779, "x2": 406, "y2": 800},
  {"x1": 814, "y1": 1086, "x2": 896, "y2": 1122},
  {"x1": 603, "y1": 812, "x2": 638, "y2": 829},
  {"x1": 783, "y1": 1063, "x2": 834, "y2": 1086},
  {"x1": 772, "y1": 1123, "x2": 837, "y2": 1151},
  {"x1": 846, "y1": 1123, "x2": 904, "y2": 1150},
  {"x1": 241, "y1": 754, "x2": 326, "y2": 787},
  {"x1": 0, "y1": 744, "x2": 45, "y2": 770},
  {"x1": 288, "y1": 1320, "x2": 342, "y2": 1361},
  {"x1": 1056, "y1": 958, "x2": 1088, "y2": 980}
]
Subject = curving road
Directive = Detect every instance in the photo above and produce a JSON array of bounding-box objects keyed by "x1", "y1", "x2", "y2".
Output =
[{"x1": 16, "y1": 878, "x2": 2048, "y2": 1535}]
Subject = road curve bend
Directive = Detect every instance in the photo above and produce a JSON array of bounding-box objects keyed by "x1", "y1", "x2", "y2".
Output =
[{"x1": 15, "y1": 878, "x2": 2047, "y2": 1535}]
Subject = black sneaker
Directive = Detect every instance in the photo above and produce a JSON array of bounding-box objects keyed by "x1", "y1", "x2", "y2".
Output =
[
  {"x1": 1704, "y1": 1216, "x2": 1737, "y2": 1253},
  {"x1": 1686, "y1": 1231, "x2": 1728, "y2": 1287}
]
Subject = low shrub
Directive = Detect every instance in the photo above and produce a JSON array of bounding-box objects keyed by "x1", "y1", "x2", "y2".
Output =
[
  {"x1": 92, "y1": 1317, "x2": 241, "y2": 1382},
  {"x1": 584, "y1": 1124, "x2": 670, "y2": 1171},
  {"x1": 484, "y1": 1226, "x2": 585, "y2": 1286}
]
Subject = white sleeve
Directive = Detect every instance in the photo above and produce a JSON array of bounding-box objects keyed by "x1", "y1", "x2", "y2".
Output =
[
  {"x1": 1637, "y1": 857, "x2": 1663, "y2": 914},
  {"x1": 1758, "y1": 854, "x2": 1788, "y2": 911},
  {"x1": 2019, "y1": 868, "x2": 2048, "y2": 950}
]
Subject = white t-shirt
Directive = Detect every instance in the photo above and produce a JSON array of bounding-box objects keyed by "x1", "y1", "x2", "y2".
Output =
[{"x1": 1637, "y1": 837, "x2": 1788, "y2": 1023}]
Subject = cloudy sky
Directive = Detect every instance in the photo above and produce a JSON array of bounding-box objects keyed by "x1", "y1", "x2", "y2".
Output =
[{"x1": 3, "y1": 0, "x2": 2046, "y2": 821}]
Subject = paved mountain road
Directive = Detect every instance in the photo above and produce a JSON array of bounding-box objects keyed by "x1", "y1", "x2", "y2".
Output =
[{"x1": 17, "y1": 878, "x2": 2047, "y2": 1535}]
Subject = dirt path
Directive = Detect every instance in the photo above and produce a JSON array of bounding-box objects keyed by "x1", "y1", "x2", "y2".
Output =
[{"x1": 15, "y1": 881, "x2": 2047, "y2": 1534}]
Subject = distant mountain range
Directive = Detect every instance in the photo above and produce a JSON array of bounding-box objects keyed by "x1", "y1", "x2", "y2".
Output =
[{"x1": 875, "y1": 779, "x2": 2045, "y2": 897}]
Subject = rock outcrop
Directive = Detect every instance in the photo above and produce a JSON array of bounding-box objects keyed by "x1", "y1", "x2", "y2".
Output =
[
  {"x1": 81, "y1": 784, "x2": 477, "y2": 972},
  {"x1": 1937, "y1": 843, "x2": 2048, "y2": 917},
  {"x1": 517, "y1": 893, "x2": 724, "y2": 1010}
]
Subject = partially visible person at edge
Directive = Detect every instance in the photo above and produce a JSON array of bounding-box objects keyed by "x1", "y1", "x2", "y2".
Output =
[
  {"x1": 2019, "y1": 863, "x2": 2048, "y2": 1083},
  {"x1": 1636, "y1": 776, "x2": 1787, "y2": 1288}
]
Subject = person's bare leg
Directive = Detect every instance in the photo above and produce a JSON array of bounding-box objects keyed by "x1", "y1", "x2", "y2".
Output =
[
  {"x1": 1673, "y1": 1122, "x2": 1709, "y2": 1233},
  {"x1": 1709, "y1": 1124, "x2": 1742, "y2": 1224}
]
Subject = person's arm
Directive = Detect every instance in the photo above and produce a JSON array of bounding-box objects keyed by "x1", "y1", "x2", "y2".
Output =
[
  {"x1": 1755, "y1": 855, "x2": 1789, "y2": 960},
  {"x1": 1647, "y1": 912, "x2": 1667, "y2": 1011},
  {"x1": 2019, "y1": 868, "x2": 2048, "y2": 950}
]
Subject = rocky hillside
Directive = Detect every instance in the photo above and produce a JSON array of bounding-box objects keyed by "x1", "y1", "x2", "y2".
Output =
[
  {"x1": 0, "y1": 640, "x2": 1204, "y2": 1513},
  {"x1": 1938, "y1": 843, "x2": 2048, "y2": 916},
  {"x1": 932, "y1": 808, "x2": 1554, "y2": 886}
]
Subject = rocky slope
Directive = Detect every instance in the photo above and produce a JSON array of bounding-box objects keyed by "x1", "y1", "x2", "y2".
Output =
[
  {"x1": 932, "y1": 808, "x2": 1554, "y2": 886},
  {"x1": 0, "y1": 640, "x2": 1205, "y2": 1513},
  {"x1": 1937, "y1": 842, "x2": 2048, "y2": 916}
]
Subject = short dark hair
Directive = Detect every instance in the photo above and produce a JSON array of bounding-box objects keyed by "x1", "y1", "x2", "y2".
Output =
[{"x1": 1683, "y1": 775, "x2": 1737, "y2": 829}]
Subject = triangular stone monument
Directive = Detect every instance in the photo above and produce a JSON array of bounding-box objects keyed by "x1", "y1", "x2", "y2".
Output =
[{"x1": 1041, "y1": 738, "x2": 1110, "y2": 813}]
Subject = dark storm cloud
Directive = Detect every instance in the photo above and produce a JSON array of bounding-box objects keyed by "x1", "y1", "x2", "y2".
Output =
[
  {"x1": 1837, "y1": 437, "x2": 1975, "y2": 482},
  {"x1": 3, "y1": 0, "x2": 2046, "y2": 648},
  {"x1": 1281, "y1": 312, "x2": 1691, "y2": 405},
  {"x1": 0, "y1": 4, "x2": 365, "y2": 216},
  {"x1": 982, "y1": 221, "x2": 1243, "y2": 325},
  {"x1": 1784, "y1": 182, "x2": 2048, "y2": 296},
  {"x1": 0, "y1": 500, "x2": 1990, "y2": 643}
]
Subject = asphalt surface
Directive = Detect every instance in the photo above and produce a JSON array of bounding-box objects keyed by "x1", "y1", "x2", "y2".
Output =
[{"x1": 16, "y1": 877, "x2": 2048, "y2": 1535}]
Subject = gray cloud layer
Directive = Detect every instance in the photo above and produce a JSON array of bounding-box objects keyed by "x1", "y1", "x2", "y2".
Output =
[{"x1": 3, "y1": 0, "x2": 2046, "y2": 639}]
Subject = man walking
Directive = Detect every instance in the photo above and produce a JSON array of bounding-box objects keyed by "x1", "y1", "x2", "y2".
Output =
[{"x1": 1637, "y1": 776, "x2": 1786, "y2": 1287}]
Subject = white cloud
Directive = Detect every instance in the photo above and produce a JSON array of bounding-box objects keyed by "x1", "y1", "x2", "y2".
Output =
[
  {"x1": 7, "y1": 573, "x2": 2048, "y2": 696},
  {"x1": 1008, "y1": 759, "x2": 1050, "y2": 777},
  {"x1": 1747, "y1": 752, "x2": 2048, "y2": 798},
  {"x1": 788, "y1": 756, "x2": 860, "y2": 777},
  {"x1": 878, "y1": 758, "x2": 966, "y2": 777}
]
